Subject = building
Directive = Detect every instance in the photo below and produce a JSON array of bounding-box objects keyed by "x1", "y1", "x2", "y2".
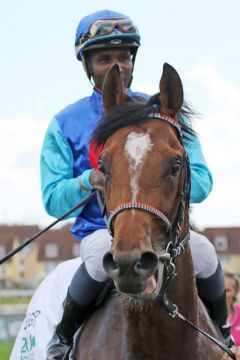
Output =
[
  {"x1": 1, "y1": 224, "x2": 240, "y2": 288},
  {"x1": 0, "y1": 225, "x2": 40, "y2": 288},
  {"x1": 202, "y1": 227, "x2": 240, "y2": 275},
  {"x1": 37, "y1": 224, "x2": 80, "y2": 278},
  {"x1": 0, "y1": 223, "x2": 78, "y2": 288}
]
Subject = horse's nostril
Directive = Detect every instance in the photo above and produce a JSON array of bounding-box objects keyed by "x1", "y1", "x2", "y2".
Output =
[
  {"x1": 103, "y1": 252, "x2": 120, "y2": 277},
  {"x1": 134, "y1": 251, "x2": 158, "y2": 277},
  {"x1": 104, "y1": 250, "x2": 158, "y2": 279}
]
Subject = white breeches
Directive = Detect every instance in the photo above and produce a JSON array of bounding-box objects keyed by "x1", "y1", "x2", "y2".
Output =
[{"x1": 80, "y1": 229, "x2": 218, "y2": 282}]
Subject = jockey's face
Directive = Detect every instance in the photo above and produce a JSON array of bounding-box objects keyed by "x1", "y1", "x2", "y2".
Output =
[{"x1": 87, "y1": 48, "x2": 133, "y2": 91}]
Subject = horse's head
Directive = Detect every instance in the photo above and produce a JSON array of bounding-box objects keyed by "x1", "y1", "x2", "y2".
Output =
[{"x1": 93, "y1": 63, "x2": 192, "y2": 299}]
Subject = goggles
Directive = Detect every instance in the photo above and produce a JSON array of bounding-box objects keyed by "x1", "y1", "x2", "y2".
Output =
[
  {"x1": 87, "y1": 18, "x2": 139, "y2": 38},
  {"x1": 75, "y1": 18, "x2": 140, "y2": 61}
]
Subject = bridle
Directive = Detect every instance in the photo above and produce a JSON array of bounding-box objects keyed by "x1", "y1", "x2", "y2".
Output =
[
  {"x1": 98, "y1": 112, "x2": 236, "y2": 360},
  {"x1": 106, "y1": 112, "x2": 192, "y2": 270},
  {"x1": 98, "y1": 112, "x2": 191, "y2": 295},
  {"x1": 98, "y1": 111, "x2": 192, "y2": 304}
]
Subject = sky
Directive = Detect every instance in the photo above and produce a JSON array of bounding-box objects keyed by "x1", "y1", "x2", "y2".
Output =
[{"x1": 0, "y1": 0, "x2": 240, "y2": 231}]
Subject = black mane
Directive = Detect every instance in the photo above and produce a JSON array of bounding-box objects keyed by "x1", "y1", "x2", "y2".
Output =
[{"x1": 91, "y1": 94, "x2": 196, "y2": 146}]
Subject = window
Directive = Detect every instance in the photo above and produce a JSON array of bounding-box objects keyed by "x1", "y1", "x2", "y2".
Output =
[
  {"x1": 43, "y1": 261, "x2": 57, "y2": 274},
  {"x1": 218, "y1": 255, "x2": 231, "y2": 264},
  {"x1": 45, "y1": 244, "x2": 59, "y2": 258},
  {"x1": 72, "y1": 243, "x2": 80, "y2": 257},
  {"x1": 0, "y1": 246, "x2": 5, "y2": 258},
  {"x1": 214, "y1": 235, "x2": 228, "y2": 251}
]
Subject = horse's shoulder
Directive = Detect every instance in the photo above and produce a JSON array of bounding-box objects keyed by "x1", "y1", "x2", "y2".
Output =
[
  {"x1": 75, "y1": 293, "x2": 125, "y2": 359},
  {"x1": 198, "y1": 298, "x2": 219, "y2": 335}
]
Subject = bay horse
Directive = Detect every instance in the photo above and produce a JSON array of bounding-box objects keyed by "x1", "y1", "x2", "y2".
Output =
[{"x1": 75, "y1": 63, "x2": 226, "y2": 360}]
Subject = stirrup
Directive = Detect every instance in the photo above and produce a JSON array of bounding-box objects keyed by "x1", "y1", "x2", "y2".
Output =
[
  {"x1": 46, "y1": 332, "x2": 71, "y2": 360},
  {"x1": 221, "y1": 322, "x2": 235, "y2": 348}
]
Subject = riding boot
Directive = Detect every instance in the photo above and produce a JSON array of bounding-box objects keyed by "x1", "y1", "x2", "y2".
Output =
[
  {"x1": 47, "y1": 290, "x2": 91, "y2": 360},
  {"x1": 196, "y1": 261, "x2": 235, "y2": 347},
  {"x1": 47, "y1": 263, "x2": 107, "y2": 360}
]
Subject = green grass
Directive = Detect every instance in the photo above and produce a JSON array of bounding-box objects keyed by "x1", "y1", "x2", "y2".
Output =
[
  {"x1": 0, "y1": 296, "x2": 31, "y2": 305},
  {"x1": 0, "y1": 341, "x2": 14, "y2": 360}
]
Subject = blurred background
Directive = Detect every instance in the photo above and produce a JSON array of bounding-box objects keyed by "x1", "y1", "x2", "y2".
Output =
[{"x1": 0, "y1": 1, "x2": 240, "y2": 357}]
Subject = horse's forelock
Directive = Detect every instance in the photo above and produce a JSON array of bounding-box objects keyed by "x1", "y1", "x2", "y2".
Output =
[
  {"x1": 91, "y1": 94, "x2": 196, "y2": 146},
  {"x1": 92, "y1": 96, "x2": 152, "y2": 146}
]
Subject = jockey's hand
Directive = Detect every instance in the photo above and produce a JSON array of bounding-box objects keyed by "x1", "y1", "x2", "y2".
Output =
[
  {"x1": 89, "y1": 169, "x2": 105, "y2": 192},
  {"x1": 221, "y1": 347, "x2": 240, "y2": 360}
]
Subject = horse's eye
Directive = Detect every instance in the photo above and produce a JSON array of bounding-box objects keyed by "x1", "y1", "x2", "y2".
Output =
[
  {"x1": 98, "y1": 154, "x2": 111, "y2": 181},
  {"x1": 98, "y1": 154, "x2": 105, "y2": 174},
  {"x1": 171, "y1": 157, "x2": 182, "y2": 176}
]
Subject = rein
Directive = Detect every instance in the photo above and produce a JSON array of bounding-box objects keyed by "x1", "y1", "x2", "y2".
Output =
[
  {"x1": 158, "y1": 290, "x2": 236, "y2": 359},
  {"x1": 158, "y1": 242, "x2": 235, "y2": 359}
]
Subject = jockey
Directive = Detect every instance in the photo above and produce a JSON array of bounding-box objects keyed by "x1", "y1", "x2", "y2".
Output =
[{"x1": 41, "y1": 9, "x2": 231, "y2": 359}]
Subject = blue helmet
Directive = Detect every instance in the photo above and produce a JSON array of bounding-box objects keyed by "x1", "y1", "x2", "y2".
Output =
[{"x1": 75, "y1": 10, "x2": 141, "y2": 62}]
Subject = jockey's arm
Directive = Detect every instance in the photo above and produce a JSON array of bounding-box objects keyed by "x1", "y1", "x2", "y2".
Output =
[
  {"x1": 40, "y1": 117, "x2": 94, "y2": 218},
  {"x1": 184, "y1": 133, "x2": 213, "y2": 204}
]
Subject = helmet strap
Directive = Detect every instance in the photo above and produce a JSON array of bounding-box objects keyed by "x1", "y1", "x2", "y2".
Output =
[
  {"x1": 94, "y1": 85, "x2": 102, "y2": 93},
  {"x1": 82, "y1": 55, "x2": 100, "y2": 89},
  {"x1": 82, "y1": 55, "x2": 92, "y2": 81},
  {"x1": 127, "y1": 50, "x2": 137, "y2": 87}
]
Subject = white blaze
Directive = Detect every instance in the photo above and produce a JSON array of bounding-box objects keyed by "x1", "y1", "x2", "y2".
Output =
[{"x1": 124, "y1": 131, "x2": 153, "y2": 202}]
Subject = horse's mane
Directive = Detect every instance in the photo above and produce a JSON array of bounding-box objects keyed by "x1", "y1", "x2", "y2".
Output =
[{"x1": 92, "y1": 94, "x2": 197, "y2": 146}]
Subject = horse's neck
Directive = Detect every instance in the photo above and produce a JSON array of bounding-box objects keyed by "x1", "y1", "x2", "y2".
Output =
[
  {"x1": 77, "y1": 250, "x2": 223, "y2": 359},
  {"x1": 167, "y1": 246, "x2": 199, "y2": 319}
]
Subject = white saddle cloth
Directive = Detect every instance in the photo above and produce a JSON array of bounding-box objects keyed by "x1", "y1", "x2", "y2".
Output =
[{"x1": 10, "y1": 257, "x2": 81, "y2": 360}]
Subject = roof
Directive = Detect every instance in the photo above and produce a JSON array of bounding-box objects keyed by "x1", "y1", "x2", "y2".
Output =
[
  {"x1": 2, "y1": 224, "x2": 239, "y2": 261},
  {"x1": 37, "y1": 224, "x2": 76, "y2": 261},
  {"x1": 0, "y1": 223, "x2": 75, "y2": 261},
  {"x1": 0, "y1": 224, "x2": 40, "y2": 239},
  {"x1": 0, "y1": 225, "x2": 40, "y2": 253},
  {"x1": 202, "y1": 227, "x2": 240, "y2": 254}
]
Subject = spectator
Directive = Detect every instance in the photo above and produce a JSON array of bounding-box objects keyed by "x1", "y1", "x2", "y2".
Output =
[{"x1": 225, "y1": 271, "x2": 240, "y2": 346}]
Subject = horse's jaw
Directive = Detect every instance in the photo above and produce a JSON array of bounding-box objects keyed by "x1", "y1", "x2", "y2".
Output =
[
  {"x1": 113, "y1": 260, "x2": 165, "y2": 302},
  {"x1": 137, "y1": 260, "x2": 165, "y2": 301}
]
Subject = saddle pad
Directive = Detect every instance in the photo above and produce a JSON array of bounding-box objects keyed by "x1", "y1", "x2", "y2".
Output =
[{"x1": 10, "y1": 257, "x2": 81, "y2": 360}]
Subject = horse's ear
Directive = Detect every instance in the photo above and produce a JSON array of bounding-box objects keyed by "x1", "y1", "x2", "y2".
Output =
[
  {"x1": 159, "y1": 63, "x2": 183, "y2": 117},
  {"x1": 103, "y1": 64, "x2": 126, "y2": 112}
]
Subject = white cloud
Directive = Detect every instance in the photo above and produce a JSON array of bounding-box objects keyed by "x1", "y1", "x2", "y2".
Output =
[
  {"x1": 0, "y1": 116, "x2": 47, "y2": 182},
  {"x1": 187, "y1": 65, "x2": 240, "y2": 104},
  {"x1": 0, "y1": 66, "x2": 239, "y2": 229},
  {"x1": 186, "y1": 65, "x2": 240, "y2": 173},
  {"x1": 186, "y1": 64, "x2": 240, "y2": 228},
  {"x1": 126, "y1": 67, "x2": 240, "y2": 228},
  {"x1": 0, "y1": 116, "x2": 52, "y2": 225},
  {"x1": 34, "y1": 98, "x2": 49, "y2": 111},
  {"x1": 131, "y1": 82, "x2": 157, "y2": 95}
]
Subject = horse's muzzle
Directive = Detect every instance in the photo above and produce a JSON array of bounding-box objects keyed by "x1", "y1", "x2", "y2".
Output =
[{"x1": 103, "y1": 249, "x2": 159, "y2": 294}]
